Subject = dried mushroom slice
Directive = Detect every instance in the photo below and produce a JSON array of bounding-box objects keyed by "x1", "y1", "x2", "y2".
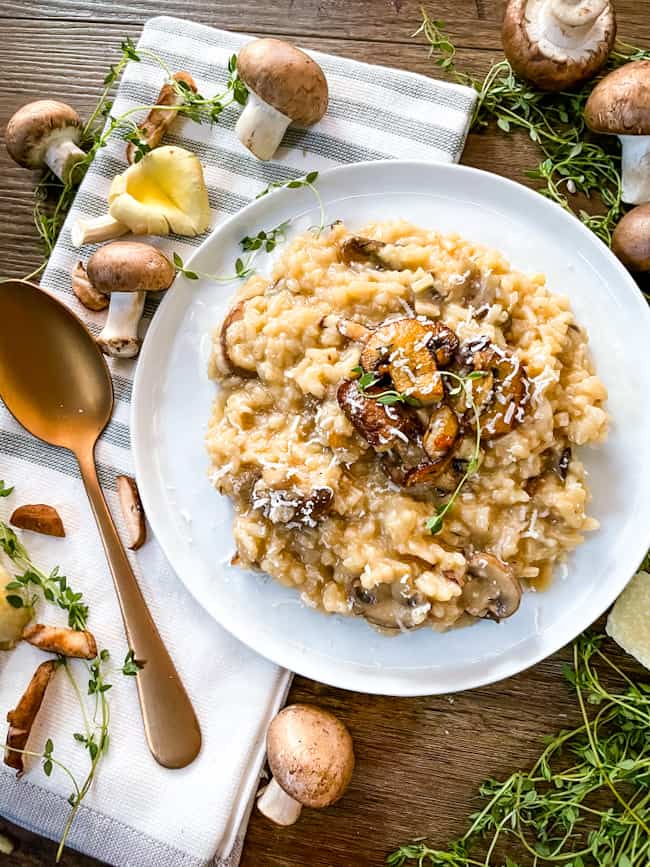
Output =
[
  {"x1": 360, "y1": 319, "x2": 443, "y2": 405},
  {"x1": 462, "y1": 552, "x2": 521, "y2": 621},
  {"x1": 5, "y1": 660, "x2": 58, "y2": 775},
  {"x1": 337, "y1": 379, "x2": 421, "y2": 452}
]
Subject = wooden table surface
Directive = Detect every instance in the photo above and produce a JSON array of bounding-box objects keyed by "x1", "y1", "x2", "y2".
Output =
[{"x1": 1, "y1": 2, "x2": 649, "y2": 866}]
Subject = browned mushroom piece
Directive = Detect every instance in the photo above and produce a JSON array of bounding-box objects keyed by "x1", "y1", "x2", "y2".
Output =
[
  {"x1": 349, "y1": 580, "x2": 431, "y2": 630},
  {"x1": 339, "y1": 236, "x2": 391, "y2": 268},
  {"x1": 336, "y1": 379, "x2": 421, "y2": 451},
  {"x1": 257, "y1": 704, "x2": 354, "y2": 825},
  {"x1": 360, "y1": 319, "x2": 443, "y2": 405},
  {"x1": 502, "y1": 0, "x2": 615, "y2": 91},
  {"x1": 612, "y1": 203, "x2": 650, "y2": 272},
  {"x1": 462, "y1": 552, "x2": 522, "y2": 620},
  {"x1": 126, "y1": 72, "x2": 198, "y2": 164},
  {"x1": 4, "y1": 660, "x2": 58, "y2": 775},
  {"x1": 116, "y1": 475, "x2": 146, "y2": 551},
  {"x1": 236, "y1": 38, "x2": 328, "y2": 160},
  {"x1": 219, "y1": 299, "x2": 257, "y2": 378},
  {"x1": 422, "y1": 404, "x2": 460, "y2": 462},
  {"x1": 457, "y1": 340, "x2": 528, "y2": 438},
  {"x1": 251, "y1": 483, "x2": 333, "y2": 528},
  {"x1": 424, "y1": 321, "x2": 459, "y2": 367},
  {"x1": 10, "y1": 504, "x2": 65, "y2": 538},
  {"x1": 22, "y1": 624, "x2": 97, "y2": 659}
]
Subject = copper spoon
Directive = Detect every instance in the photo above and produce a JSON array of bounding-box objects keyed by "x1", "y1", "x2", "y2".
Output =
[{"x1": 0, "y1": 280, "x2": 201, "y2": 769}]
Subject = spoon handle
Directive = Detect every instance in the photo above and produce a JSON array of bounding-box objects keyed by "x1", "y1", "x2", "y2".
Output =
[{"x1": 77, "y1": 447, "x2": 201, "y2": 769}]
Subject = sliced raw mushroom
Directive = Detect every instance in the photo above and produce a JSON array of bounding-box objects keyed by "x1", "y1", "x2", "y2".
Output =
[
  {"x1": 4, "y1": 660, "x2": 58, "y2": 775},
  {"x1": 339, "y1": 236, "x2": 391, "y2": 268},
  {"x1": 236, "y1": 38, "x2": 328, "y2": 160},
  {"x1": 502, "y1": 0, "x2": 615, "y2": 91},
  {"x1": 251, "y1": 484, "x2": 333, "y2": 528},
  {"x1": 116, "y1": 475, "x2": 146, "y2": 550},
  {"x1": 5, "y1": 100, "x2": 86, "y2": 183},
  {"x1": 360, "y1": 319, "x2": 443, "y2": 404},
  {"x1": 126, "y1": 71, "x2": 198, "y2": 164},
  {"x1": 71, "y1": 261, "x2": 109, "y2": 311},
  {"x1": 81, "y1": 242, "x2": 175, "y2": 358},
  {"x1": 337, "y1": 379, "x2": 421, "y2": 451},
  {"x1": 585, "y1": 61, "x2": 650, "y2": 204},
  {"x1": 219, "y1": 299, "x2": 257, "y2": 378},
  {"x1": 257, "y1": 704, "x2": 354, "y2": 825},
  {"x1": 10, "y1": 504, "x2": 65, "y2": 537},
  {"x1": 612, "y1": 203, "x2": 650, "y2": 272},
  {"x1": 22, "y1": 624, "x2": 97, "y2": 659},
  {"x1": 463, "y1": 552, "x2": 522, "y2": 620},
  {"x1": 349, "y1": 580, "x2": 431, "y2": 630}
]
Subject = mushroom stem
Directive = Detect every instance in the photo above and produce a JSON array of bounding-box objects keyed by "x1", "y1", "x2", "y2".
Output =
[
  {"x1": 44, "y1": 133, "x2": 86, "y2": 184},
  {"x1": 71, "y1": 214, "x2": 129, "y2": 248},
  {"x1": 97, "y1": 292, "x2": 146, "y2": 358},
  {"x1": 550, "y1": 0, "x2": 607, "y2": 29},
  {"x1": 235, "y1": 91, "x2": 291, "y2": 161},
  {"x1": 619, "y1": 135, "x2": 650, "y2": 204},
  {"x1": 257, "y1": 777, "x2": 303, "y2": 826}
]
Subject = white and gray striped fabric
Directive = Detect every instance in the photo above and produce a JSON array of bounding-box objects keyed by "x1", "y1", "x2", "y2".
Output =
[{"x1": 0, "y1": 16, "x2": 476, "y2": 867}]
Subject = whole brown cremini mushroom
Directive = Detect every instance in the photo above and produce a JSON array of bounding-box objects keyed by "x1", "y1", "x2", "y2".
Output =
[
  {"x1": 235, "y1": 38, "x2": 328, "y2": 160},
  {"x1": 257, "y1": 704, "x2": 354, "y2": 826},
  {"x1": 612, "y1": 204, "x2": 650, "y2": 273},
  {"x1": 502, "y1": 0, "x2": 615, "y2": 91},
  {"x1": 585, "y1": 61, "x2": 650, "y2": 204},
  {"x1": 5, "y1": 100, "x2": 86, "y2": 183},
  {"x1": 75, "y1": 242, "x2": 175, "y2": 358}
]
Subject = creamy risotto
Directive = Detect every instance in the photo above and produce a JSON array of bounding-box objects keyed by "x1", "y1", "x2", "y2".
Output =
[{"x1": 206, "y1": 221, "x2": 608, "y2": 631}]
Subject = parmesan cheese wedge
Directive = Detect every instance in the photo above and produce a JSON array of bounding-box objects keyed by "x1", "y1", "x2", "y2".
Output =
[{"x1": 606, "y1": 570, "x2": 650, "y2": 668}]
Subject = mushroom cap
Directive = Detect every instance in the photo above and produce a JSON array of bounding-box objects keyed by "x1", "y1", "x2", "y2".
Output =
[
  {"x1": 237, "y1": 38, "x2": 328, "y2": 125},
  {"x1": 463, "y1": 552, "x2": 522, "y2": 620},
  {"x1": 267, "y1": 704, "x2": 354, "y2": 809},
  {"x1": 585, "y1": 61, "x2": 650, "y2": 135},
  {"x1": 612, "y1": 204, "x2": 650, "y2": 272},
  {"x1": 6, "y1": 100, "x2": 82, "y2": 168},
  {"x1": 502, "y1": 0, "x2": 616, "y2": 92},
  {"x1": 86, "y1": 242, "x2": 175, "y2": 293}
]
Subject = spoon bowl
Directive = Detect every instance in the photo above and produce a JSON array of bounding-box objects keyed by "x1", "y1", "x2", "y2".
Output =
[
  {"x1": 0, "y1": 280, "x2": 201, "y2": 769},
  {"x1": 0, "y1": 280, "x2": 112, "y2": 450}
]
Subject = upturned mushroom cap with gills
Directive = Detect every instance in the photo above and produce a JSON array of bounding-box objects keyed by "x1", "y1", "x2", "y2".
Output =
[
  {"x1": 85, "y1": 242, "x2": 175, "y2": 358},
  {"x1": 612, "y1": 204, "x2": 650, "y2": 273},
  {"x1": 584, "y1": 62, "x2": 650, "y2": 204},
  {"x1": 462, "y1": 552, "x2": 522, "y2": 620},
  {"x1": 502, "y1": 0, "x2": 615, "y2": 91},
  {"x1": 5, "y1": 99, "x2": 86, "y2": 183},
  {"x1": 235, "y1": 38, "x2": 328, "y2": 160},
  {"x1": 257, "y1": 704, "x2": 354, "y2": 826}
]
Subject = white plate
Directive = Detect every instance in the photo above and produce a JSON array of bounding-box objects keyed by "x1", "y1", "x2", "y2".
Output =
[{"x1": 132, "y1": 160, "x2": 650, "y2": 696}]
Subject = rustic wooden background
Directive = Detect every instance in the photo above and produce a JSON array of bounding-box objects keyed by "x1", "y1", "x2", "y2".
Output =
[{"x1": 1, "y1": 1, "x2": 649, "y2": 865}]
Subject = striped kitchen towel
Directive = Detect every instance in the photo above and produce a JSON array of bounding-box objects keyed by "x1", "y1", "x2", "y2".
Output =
[{"x1": 0, "y1": 16, "x2": 476, "y2": 867}]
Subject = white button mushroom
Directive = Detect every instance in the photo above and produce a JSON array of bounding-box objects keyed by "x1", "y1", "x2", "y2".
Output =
[
  {"x1": 585, "y1": 61, "x2": 650, "y2": 204},
  {"x1": 502, "y1": 0, "x2": 615, "y2": 91},
  {"x1": 257, "y1": 703, "x2": 355, "y2": 826},
  {"x1": 75, "y1": 242, "x2": 175, "y2": 358},
  {"x1": 5, "y1": 100, "x2": 87, "y2": 183},
  {"x1": 235, "y1": 38, "x2": 328, "y2": 161}
]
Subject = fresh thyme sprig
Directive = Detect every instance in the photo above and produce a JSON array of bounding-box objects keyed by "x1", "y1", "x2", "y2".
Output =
[
  {"x1": 388, "y1": 633, "x2": 650, "y2": 866},
  {"x1": 257, "y1": 171, "x2": 325, "y2": 233},
  {"x1": 351, "y1": 366, "x2": 423, "y2": 406},
  {"x1": 425, "y1": 370, "x2": 485, "y2": 535},
  {"x1": 0, "y1": 481, "x2": 13, "y2": 498},
  {"x1": 414, "y1": 10, "x2": 650, "y2": 245}
]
